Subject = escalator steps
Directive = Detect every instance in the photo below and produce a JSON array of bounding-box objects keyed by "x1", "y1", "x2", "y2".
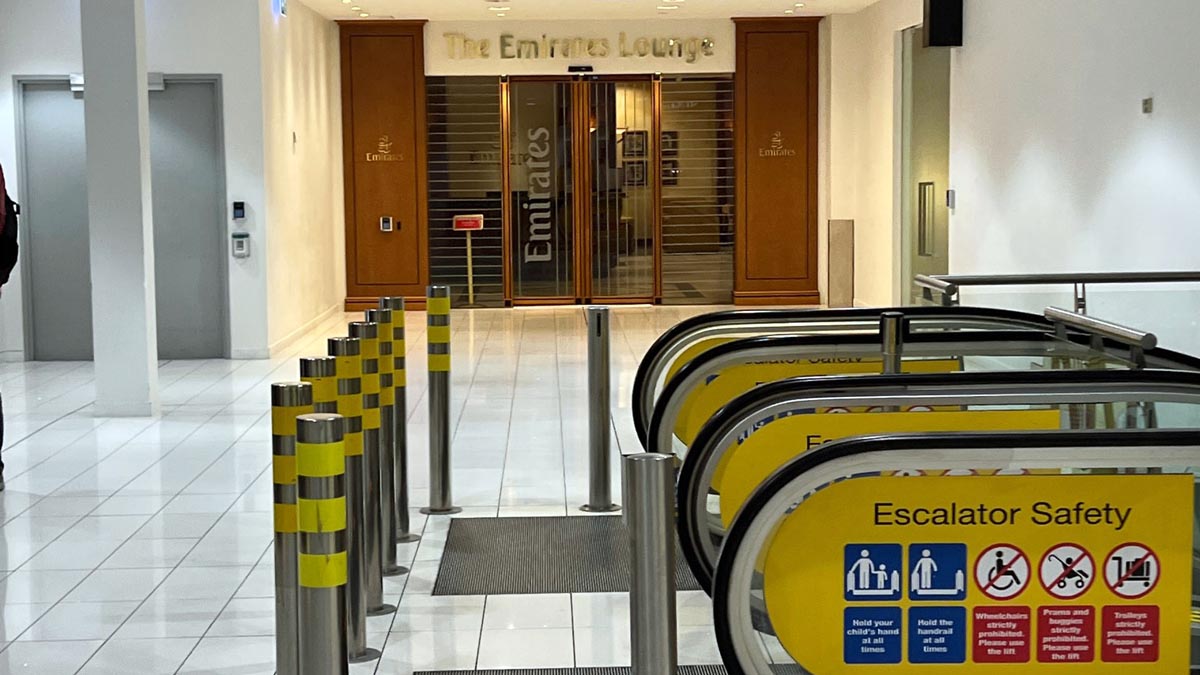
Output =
[{"x1": 432, "y1": 516, "x2": 701, "y2": 595}]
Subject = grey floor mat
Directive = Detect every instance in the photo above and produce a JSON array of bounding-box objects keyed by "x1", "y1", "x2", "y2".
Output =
[{"x1": 432, "y1": 516, "x2": 702, "y2": 595}]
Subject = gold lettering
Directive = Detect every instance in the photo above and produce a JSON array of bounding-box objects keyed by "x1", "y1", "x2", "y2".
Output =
[
  {"x1": 517, "y1": 39, "x2": 539, "y2": 58},
  {"x1": 500, "y1": 33, "x2": 516, "y2": 59},
  {"x1": 443, "y1": 32, "x2": 467, "y2": 59},
  {"x1": 479, "y1": 38, "x2": 491, "y2": 58},
  {"x1": 634, "y1": 37, "x2": 650, "y2": 57},
  {"x1": 590, "y1": 38, "x2": 610, "y2": 58},
  {"x1": 619, "y1": 32, "x2": 632, "y2": 57}
]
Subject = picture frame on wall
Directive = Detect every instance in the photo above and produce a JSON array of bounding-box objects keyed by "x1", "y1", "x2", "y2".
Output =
[
  {"x1": 624, "y1": 160, "x2": 647, "y2": 187},
  {"x1": 661, "y1": 131, "x2": 679, "y2": 157},
  {"x1": 662, "y1": 159, "x2": 680, "y2": 186},
  {"x1": 623, "y1": 130, "x2": 648, "y2": 158}
]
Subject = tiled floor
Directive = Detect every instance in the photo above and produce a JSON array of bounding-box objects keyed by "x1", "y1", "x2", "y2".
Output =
[{"x1": 0, "y1": 305, "x2": 722, "y2": 674}]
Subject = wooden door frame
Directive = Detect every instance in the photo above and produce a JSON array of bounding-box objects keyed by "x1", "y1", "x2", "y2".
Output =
[{"x1": 340, "y1": 20, "x2": 429, "y2": 311}]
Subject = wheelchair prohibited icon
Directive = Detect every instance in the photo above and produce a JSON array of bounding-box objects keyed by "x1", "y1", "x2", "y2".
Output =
[
  {"x1": 1039, "y1": 543, "x2": 1095, "y2": 599},
  {"x1": 974, "y1": 544, "x2": 1030, "y2": 600}
]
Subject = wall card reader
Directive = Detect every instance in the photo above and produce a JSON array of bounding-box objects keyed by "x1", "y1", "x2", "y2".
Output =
[
  {"x1": 380, "y1": 216, "x2": 395, "y2": 232},
  {"x1": 233, "y1": 201, "x2": 246, "y2": 220},
  {"x1": 231, "y1": 232, "x2": 251, "y2": 259}
]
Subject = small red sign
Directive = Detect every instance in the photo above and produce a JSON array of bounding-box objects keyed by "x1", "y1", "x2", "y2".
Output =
[
  {"x1": 973, "y1": 606, "x2": 1031, "y2": 663},
  {"x1": 1101, "y1": 605, "x2": 1159, "y2": 663},
  {"x1": 1037, "y1": 606, "x2": 1095, "y2": 663},
  {"x1": 453, "y1": 214, "x2": 485, "y2": 231}
]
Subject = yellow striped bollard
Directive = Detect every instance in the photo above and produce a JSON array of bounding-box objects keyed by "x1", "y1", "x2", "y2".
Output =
[
  {"x1": 381, "y1": 297, "x2": 419, "y2": 542},
  {"x1": 348, "y1": 320, "x2": 394, "y2": 617},
  {"x1": 272, "y1": 382, "x2": 312, "y2": 675},
  {"x1": 296, "y1": 413, "x2": 349, "y2": 675},
  {"x1": 300, "y1": 356, "x2": 338, "y2": 413},
  {"x1": 327, "y1": 336, "x2": 378, "y2": 663},
  {"x1": 424, "y1": 285, "x2": 458, "y2": 514},
  {"x1": 366, "y1": 307, "x2": 407, "y2": 575}
]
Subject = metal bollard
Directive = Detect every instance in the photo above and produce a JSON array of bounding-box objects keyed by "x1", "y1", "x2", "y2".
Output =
[
  {"x1": 582, "y1": 307, "x2": 619, "y2": 513},
  {"x1": 880, "y1": 311, "x2": 904, "y2": 375},
  {"x1": 272, "y1": 382, "x2": 313, "y2": 675},
  {"x1": 624, "y1": 453, "x2": 678, "y2": 675},
  {"x1": 300, "y1": 356, "x2": 338, "y2": 413},
  {"x1": 327, "y1": 337, "x2": 379, "y2": 663},
  {"x1": 368, "y1": 307, "x2": 407, "y2": 575},
  {"x1": 381, "y1": 297, "x2": 420, "y2": 542},
  {"x1": 423, "y1": 285, "x2": 459, "y2": 515},
  {"x1": 349, "y1": 321, "x2": 396, "y2": 617},
  {"x1": 296, "y1": 413, "x2": 349, "y2": 675}
]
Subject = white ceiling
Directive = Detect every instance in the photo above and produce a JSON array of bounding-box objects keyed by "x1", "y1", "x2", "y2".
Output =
[{"x1": 305, "y1": 0, "x2": 881, "y2": 22}]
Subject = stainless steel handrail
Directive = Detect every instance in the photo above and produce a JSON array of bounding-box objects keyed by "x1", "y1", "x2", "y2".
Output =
[
  {"x1": 915, "y1": 271, "x2": 1200, "y2": 308},
  {"x1": 649, "y1": 336, "x2": 1115, "y2": 460},
  {"x1": 1045, "y1": 306, "x2": 1158, "y2": 350},
  {"x1": 634, "y1": 308, "x2": 1056, "y2": 445}
]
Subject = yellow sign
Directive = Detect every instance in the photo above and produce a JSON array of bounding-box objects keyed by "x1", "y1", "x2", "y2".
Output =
[
  {"x1": 675, "y1": 355, "x2": 962, "y2": 444},
  {"x1": 716, "y1": 409, "x2": 1062, "y2": 526},
  {"x1": 763, "y1": 475, "x2": 1190, "y2": 672}
]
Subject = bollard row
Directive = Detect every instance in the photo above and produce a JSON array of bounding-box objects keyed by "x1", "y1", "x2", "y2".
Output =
[{"x1": 274, "y1": 294, "x2": 455, "y2": 672}]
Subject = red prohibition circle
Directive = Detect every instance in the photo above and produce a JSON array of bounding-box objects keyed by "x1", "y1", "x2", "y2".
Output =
[
  {"x1": 1103, "y1": 541, "x2": 1160, "y2": 600},
  {"x1": 974, "y1": 543, "x2": 1031, "y2": 601},
  {"x1": 1038, "y1": 542, "x2": 1096, "y2": 599}
]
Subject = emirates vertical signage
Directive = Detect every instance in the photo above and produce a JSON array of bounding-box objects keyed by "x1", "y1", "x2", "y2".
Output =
[{"x1": 521, "y1": 127, "x2": 554, "y2": 264}]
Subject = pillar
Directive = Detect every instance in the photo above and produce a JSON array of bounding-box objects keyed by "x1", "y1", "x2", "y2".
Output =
[{"x1": 80, "y1": 0, "x2": 159, "y2": 416}]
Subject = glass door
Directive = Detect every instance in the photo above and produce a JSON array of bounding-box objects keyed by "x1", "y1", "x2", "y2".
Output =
[
  {"x1": 508, "y1": 79, "x2": 577, "y2": 302},
  {"x1": 586, "y1": 79, "x2": 656, "y2": 301}
]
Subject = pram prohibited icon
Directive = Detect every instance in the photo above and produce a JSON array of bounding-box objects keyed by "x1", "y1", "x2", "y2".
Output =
[
  {"x1": 974, "y1": 544, "x2": 1029, "y2": 600},
  {"x1": 1038, "y1": 543, "x2": 1095, "y2": 599},
  {"x1": 1104, "y1": 542, "x2": 1160, "y2": 599}
]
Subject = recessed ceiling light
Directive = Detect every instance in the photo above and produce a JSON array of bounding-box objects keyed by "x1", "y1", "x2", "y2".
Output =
[
  {"x1": 794, "y1": 2, "x2": 805, "y2": 6},
  {"x1": 657, "y1": 5, "x2": 679, "y2": 9},
  {"x1": 351, "y1": 5, "x2": 361, "y2": 9},
  {"x1": 488, "y1": 6, "x2": 511, "y2": 10},
  {"x1": 342, "y1": 0, "x2": 351, "y2": 3},
  {"x1": 496, "y1": 12, "x2": 506, "y2": 16},
  {"x1": 784, "y1": 8, "x2": 794, "y2": 13},
  {"x1": 359, "y1": 12, "x2": 369, "y2": 17}
]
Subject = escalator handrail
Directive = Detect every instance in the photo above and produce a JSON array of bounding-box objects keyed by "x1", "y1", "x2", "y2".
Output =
[
  {"x1": 678, "y1": 367, "x2": 1200, "y2": 592},
  {"x1": 646, "y1": 327, "x2": 1200, "y2": 460},
  {"x1": 711, "y1": 428, "x2": 1200, "y2": 675},
  {"x1": 632, "y1": 305, "x2": 1064, "y2": 446}
]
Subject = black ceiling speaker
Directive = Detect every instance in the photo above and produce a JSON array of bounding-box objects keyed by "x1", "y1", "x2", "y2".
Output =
[{"x1": 924, "y1": 0, "x2": 963, "y2": 47}]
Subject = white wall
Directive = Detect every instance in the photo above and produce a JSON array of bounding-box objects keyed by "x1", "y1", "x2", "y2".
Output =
[
  {"x1": 949, "y1": 0, "x2": 1200, "y2": 352},
  {"x1": 827, "y1": 0, "x2": 921, "y2": 307},
  {"x1": 260, "y1": 0, "x2": 345, "y2": 352},
  {"x1": 0, "y1": 0, "x2": 271, "y2": 358}
]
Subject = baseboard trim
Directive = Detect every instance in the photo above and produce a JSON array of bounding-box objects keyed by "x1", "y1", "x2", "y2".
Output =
[
  {"x1": 733, "y1": 290, "x2": 822, "y2": 306},
  {"x1": 267, "y1": 303, "x2": 341, "y2": 358}
]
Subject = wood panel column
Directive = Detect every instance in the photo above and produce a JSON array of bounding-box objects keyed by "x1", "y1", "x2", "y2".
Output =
[
  {"x1": 340, "y1": 21, "x2": 428, "y2": 310},
  {"x1": 734, "y1": 18, "x2": 820, "y2": 305}
]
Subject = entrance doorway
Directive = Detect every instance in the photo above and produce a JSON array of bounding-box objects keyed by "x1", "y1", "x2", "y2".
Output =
[
  {"x1": 507, "y1": 77, "x2": 657, "y2": 304},
  {"x1": 425, "y1": 74, "x2": 734, "y2": 307},
  {"x1": 17, "y1": 78, "x2": 228, "y2": 360}
]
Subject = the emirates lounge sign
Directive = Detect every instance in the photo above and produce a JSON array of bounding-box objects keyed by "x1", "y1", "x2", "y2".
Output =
[{"x1": 443, "y1": 31, "x2": 717, "y2": 64}]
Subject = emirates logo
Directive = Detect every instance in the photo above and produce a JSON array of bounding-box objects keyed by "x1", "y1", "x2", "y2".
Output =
[
  {"x1": 366, "y1": 134, "x2": 403, "y2": 163},
  {"x1": 759, "y1": 130, "x2": 797, "y2": 158}
]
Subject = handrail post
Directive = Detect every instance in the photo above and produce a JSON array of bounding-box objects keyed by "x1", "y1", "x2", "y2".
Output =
[
  {"x1": 624, "y1": 453, "x2": 677, "y2": 675},
  {"x1": 1074, "y1": 282, "x2": 1088, "y2": 314},
  {"x1": 880, "y1": 312, "x2": 904, "y2": 375},
  {"x1": 582, "y1": 307, "x2": 620, "y2": 513}
]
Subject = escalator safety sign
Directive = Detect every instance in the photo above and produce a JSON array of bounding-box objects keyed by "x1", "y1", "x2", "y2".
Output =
[{"x1": 761, "y1": 475, "x2": 1189, "y2": 672}]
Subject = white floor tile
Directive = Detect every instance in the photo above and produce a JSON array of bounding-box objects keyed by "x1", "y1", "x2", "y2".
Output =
[
  {"x1": 102, "y1": 538, "x2": 197, "y2": 569},
  {"x1": 177, "y1": 636, "x2": 274, "y2": 674},
  {"x1": 206, "y1": 597, "x2": 274, "y2": 637},
  {"x1": 0, "y1": 569, "x2": 90, "y2": 604},
  {"x1": 0, "y1": 640, "x2": 102, "y2": 673},
  {"x1": 379, "y1": 629, "x2": 481, "y2": 673},
  {"x1": 116, "y1": 597, "x2": 227, "y2": 638},
  {"x1": 78, "y1": 637, "x2": 199, "y2": 675},
  {"x1": 391, "y1": 594, "x2": 485, "y2": 633},
  {"x1": 574, "y1": 625, "x2": 630, "y2": 667},
  {"x1": 484, "y1": 593, "x2": 572, "y2": 630},
  {"x1": 477, "y1": 627, "x2": 576, "y2": 669},
  {"x1": 0, "y1": 604, "x2": 52, "y2": 642},
  {"x1": 64, "y1": 567, "x2": 170, "y2": 602},
  {"x1": 18, "y1": 600, "x2": 139, "y2": 641}
]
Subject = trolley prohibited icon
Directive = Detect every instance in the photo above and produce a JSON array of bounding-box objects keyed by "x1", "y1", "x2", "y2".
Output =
[
  {"x1": 1104, "y1": 542, "x2": 1160, "y2": 599},
  {"x1": 1039, "y1": 543, "x2": 1095, "y2": 599}
]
